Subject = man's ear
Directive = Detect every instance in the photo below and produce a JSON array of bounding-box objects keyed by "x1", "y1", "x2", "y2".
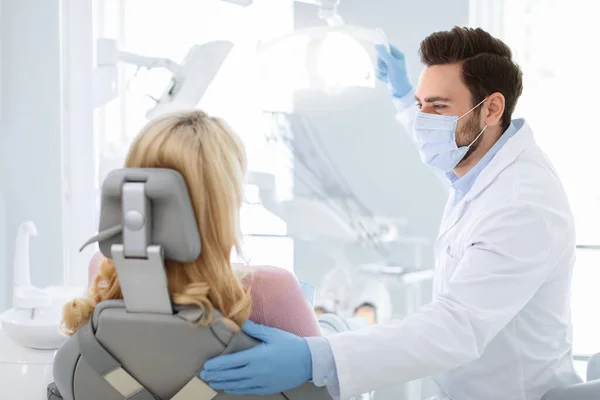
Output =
[{"x1": 484, "y1": 92, "x2": 505, "y2": 127}]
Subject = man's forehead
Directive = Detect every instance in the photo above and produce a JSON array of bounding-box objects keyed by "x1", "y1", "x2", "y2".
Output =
[
  {"x1": 414, "y1": 89, "x2": 454, "y2": 103},
  {"x1": 415, "y1": 64, "x2": 467, "y2": 101}
]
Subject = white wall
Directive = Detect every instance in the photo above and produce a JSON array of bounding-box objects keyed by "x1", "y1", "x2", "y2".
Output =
[{"x1": 0, "y1": 0, "x2": 65, "y2": 311}]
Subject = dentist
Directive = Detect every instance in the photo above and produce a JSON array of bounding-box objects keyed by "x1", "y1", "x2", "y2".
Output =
[{"x1": 201, "y1": 26, "x2": 580, "y2": 400}]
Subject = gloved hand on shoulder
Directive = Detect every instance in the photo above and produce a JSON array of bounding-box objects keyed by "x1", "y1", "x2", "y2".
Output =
[{"x1": 201, "y1": 320, "x2": 312, "y2": 395}]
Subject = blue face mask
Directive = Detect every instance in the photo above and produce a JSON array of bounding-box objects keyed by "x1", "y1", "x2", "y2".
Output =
[{"x1": 413, "y1": 98, "x2": 488, "y2": 172}]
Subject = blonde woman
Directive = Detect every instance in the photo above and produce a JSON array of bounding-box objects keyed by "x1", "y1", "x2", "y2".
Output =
[{"x1": 65, "y1": 110, "x2": 321, "y2": 338}]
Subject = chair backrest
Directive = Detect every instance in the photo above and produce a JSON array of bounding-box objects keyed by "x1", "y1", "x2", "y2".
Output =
[
  {"x1": 318, "y1": 313, "x2": 352, "y2": 336},
  {"x1": 540, "y1": 354, "x2": 600, "y2": 400},
  {"x1": 540, "y1": 380, "x2": 600, "y2": 400},
  {"x1": 587, "y1": 353, "x2": 600, "y2": 382},
  {"x1": 50, "y1": 168, "x2": 331, "y2": 400}
]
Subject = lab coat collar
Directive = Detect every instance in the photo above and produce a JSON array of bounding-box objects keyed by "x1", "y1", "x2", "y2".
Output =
[
  {"x1": 437, "y1": 119, "x2": 532, "y2": 238},
  {"x1": 463, "y1": 118, "x2": 531, "y2": 202}
]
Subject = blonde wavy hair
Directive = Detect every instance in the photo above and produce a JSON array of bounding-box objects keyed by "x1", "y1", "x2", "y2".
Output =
[{"x1": 62, "y1": 110, "x2": 252, "y2": 335}]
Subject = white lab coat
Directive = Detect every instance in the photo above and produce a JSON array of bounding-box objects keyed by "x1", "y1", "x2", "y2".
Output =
[{"x1": 327, "y1": 106, "x2": 581, "y2": 400}]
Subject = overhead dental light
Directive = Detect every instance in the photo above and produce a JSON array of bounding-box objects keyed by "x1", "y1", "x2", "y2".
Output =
[
  {"x1": 257, "y1": 0, "x2": 389, "y2": 98},
  {"x1": 93, "y1": 38, "x2": 233, "y2": 118},
  {"x1": 220, "y1": 0, "x2": 254, "y2": 6}
]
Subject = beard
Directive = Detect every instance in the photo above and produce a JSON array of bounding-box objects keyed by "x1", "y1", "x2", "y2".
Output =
[{"x1": 455, "y1": 110, "x2": 485, "y2": 166}]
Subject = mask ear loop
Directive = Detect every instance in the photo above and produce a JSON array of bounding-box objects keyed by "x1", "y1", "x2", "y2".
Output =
[
  {"x1": 468, "y1": 125, "x2": 488, "y2": 147},
  {"x1": 457, "y1": 97, "x2": 488, "y2": 121},
  {"x1": 458, "y1": 97, "x2": 489, "y2": 147}
]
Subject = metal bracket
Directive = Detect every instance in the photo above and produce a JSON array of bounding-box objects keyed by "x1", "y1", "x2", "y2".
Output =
[
  {"x1": 111, "y1": 244, "x2": 173, "y2": 314},
  {"x1": 112, "y1": 180, "x2": 172, "y2": 314},
  {"x1": 122, "y1": 182, "x2": 151, "y2": 258}
]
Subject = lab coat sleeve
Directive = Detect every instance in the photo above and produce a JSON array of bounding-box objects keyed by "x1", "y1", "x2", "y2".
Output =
[
  {"x1": 306, "y1": 336, "x2": 341, "y2": 399},
  {"x1": 327, "y1": 203, "x2": 557, "y2": 399},
  {"x1": 391, "y1": 87, "x2": 416, "y2": 133}
]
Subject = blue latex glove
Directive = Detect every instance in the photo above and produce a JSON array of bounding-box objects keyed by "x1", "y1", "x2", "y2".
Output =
[
  {"x1": 375, "y1": 44, "x2": 413, "y2": 99},
  {"x1": 200, "y1": 320, "x2": 312, "y2": 395}
]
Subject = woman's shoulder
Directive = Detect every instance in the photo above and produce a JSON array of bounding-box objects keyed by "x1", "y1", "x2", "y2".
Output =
[
  {"x1": 236, "y1": 266, "x2": 305, "y2": 306},
  {"x1": 243, "y1": 265, "x2": 321, "y2": 337},
  {"x1": 237, "y1": 265, "x2": 297, "y2": 287}
]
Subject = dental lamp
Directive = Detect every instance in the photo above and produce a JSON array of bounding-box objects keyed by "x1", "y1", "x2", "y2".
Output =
[
  {"x1": 260, "y1": 0, "x2": 388, "y2": 49},
  {"x1": 94, "y1": 38, "x2": 233, "y2": 118},
  {"x1": 219, "y1": 0, "x2": 339, "y2": 18},
  {"x1": 256, "y1": 0, "x2": 388, "y2": 97},
  {"x1": 296, "y1": 0, "x2": 343, "y2": 26},
  {"x1": 220, "y1": 0, "x2": 254, "y2": 6}
]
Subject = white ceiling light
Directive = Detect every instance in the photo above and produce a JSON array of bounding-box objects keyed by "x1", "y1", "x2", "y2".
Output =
[
  {"x1": 257, "y1": 0, "x2": 388, "y2": 100},
  {"x1": 220, "y1": 0, "x2": 254, "y2": 6}
]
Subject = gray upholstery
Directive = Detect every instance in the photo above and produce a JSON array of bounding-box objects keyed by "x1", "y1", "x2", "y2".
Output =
[
  {"x1": 587, "y1": 353, "x2": 600, "y2": 381},
  {"x1": 47, "y1": 383, "x2": 62, "y2": 400},
  {"x1": 53, "y1": 300, "x2": 330, "y2": 400},
  {"x1": 50, "y1": 168, "x2": 331, "y2": 400},
  {"x1": 94, "y1": 168, "x2": 201, "y2": 262},
  {"x1": 318, "y1": 314, "x2": 370, "y2": 336},
  {"x1": 540, "y1": 354, "x2": 600, "y2": 400},
  {"x1": 318, "y1": 313, "x2": 352, "y2": 336},
  {"x1": 541, "y1": 379, "x2": 600, "y2": 400}
]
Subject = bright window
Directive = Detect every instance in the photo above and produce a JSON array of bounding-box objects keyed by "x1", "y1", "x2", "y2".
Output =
[
  {"x1": 93, "y1": 0, "x2": 295, "y2": 270},
  {"x1": 500, "y1": 0, "x2": 600, "y2": 246},
  {"x1": 474, "y1": 0, "x2": 600, "y2": 368}
]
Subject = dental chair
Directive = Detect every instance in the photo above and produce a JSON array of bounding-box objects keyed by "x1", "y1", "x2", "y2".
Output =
[
  {"x1": 48, "y1": 168, "x2": 331, "y2": 400},
  {"x1": 318, "y1": 313, "x2": 371, "y2": 336},
  {"x1": 540, "y1": 353, "x2": 600, "y2": 400}
]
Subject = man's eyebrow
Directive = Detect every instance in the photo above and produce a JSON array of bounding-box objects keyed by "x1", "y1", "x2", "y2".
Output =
[{"x1": 414, "y1": 95, "x2": 452, "y2": 103}]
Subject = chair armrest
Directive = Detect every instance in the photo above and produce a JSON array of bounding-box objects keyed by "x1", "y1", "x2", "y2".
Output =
[
  {"x1": 587, "y1": 353, "x2": 600, "y2": 381},
  {"x1": 541, "y1": 380, "x2": 600, "y2": 400}
]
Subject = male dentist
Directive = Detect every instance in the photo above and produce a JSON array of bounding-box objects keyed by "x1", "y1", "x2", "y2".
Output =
[{"x1": 201, "y1": 26, "x2": 580, "y2": 400}]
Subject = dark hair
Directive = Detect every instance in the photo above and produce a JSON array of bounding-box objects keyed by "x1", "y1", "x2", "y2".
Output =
[
  {"x1": 353, "y1": 302, "x2": 377, "y2": 321},
  {"x1": 419, "y1": 26, "x2": 523, "y2": 129}
]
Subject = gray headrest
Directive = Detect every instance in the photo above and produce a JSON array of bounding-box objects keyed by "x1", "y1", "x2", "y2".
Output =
[{"x1": 82, "y1": 168, "x2": 201, "y2": 263}]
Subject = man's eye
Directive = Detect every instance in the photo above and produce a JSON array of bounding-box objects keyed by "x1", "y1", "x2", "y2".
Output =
[
  {"x1": 416, "y1": 103, "x2": 422, "y2": 109},
  {"x1": 433, "y1": 104, "x2": 446, "y2": 110}
]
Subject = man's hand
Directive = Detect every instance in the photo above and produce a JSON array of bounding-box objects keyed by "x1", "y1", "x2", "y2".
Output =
[
  {"x1": 375, "y1": 44, "x2": 413, "y2": 99},
  {"x1": 201, "y1": 320, "x2": 313, "y2": 395}
]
